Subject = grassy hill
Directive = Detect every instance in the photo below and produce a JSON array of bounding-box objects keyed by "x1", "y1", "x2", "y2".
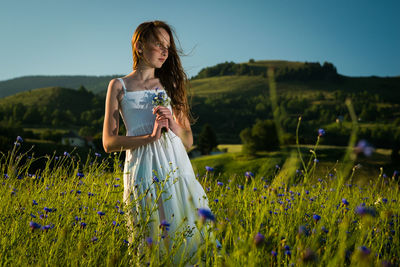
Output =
[
  {"x1": 0, "y1": 75, "x2": 122, "y2": 98},
  {"x1": 0, "y1": 86, "x2": 98, "y2": 117},
  {"x1": 0, "y1": 60, "x2": 399, "y2": 151}
]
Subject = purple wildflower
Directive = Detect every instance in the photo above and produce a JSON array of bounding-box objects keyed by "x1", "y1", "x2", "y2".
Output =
[
  {"x1": 16, "y1": 136, "x2": 23, "y2": 142},
  {"x1": 254, "y1": 232, "x2": 265, "y2": 247},
  {"x1": 29, "y1": 221, "x2": 41, "y2": 230},
  {"x1": 160, "y1": 220, "x2": 170, "y2": 231},
  {"x1": 198, "y1": 208, "x2": 215, "y2": 221},
  {"x1": 217, "y1": 181, "x2": 223, "y2": 186},
  {"x1": 342, "y1": 198, "x2": 349, "y2": 206},
  {"x1": 205, "y1": 166, "x2": 214, "y2": 172},
  {"x1": 318, "y1": 128, "x2": 325, "y2": 137},
  {"x1": 313, "y1": 214, "x2": 321, "y2": 222}
]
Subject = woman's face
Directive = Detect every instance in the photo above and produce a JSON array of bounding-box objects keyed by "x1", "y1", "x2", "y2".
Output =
[{"x1": 141, "y1": 27, "x2": 170, "y2": 69}]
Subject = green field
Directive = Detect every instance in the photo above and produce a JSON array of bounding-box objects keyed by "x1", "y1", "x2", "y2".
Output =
[{"x1": 1, "y1": 137, "x2": 398, "y2": 266}]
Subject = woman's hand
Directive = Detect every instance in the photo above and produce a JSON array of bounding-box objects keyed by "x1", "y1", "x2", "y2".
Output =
[
  {"x1": 153, "y1": 106, "x2": 175, "y2": 132},
  {"x1": 151, "y1": 114, "x2": 169, "y2": 141}
]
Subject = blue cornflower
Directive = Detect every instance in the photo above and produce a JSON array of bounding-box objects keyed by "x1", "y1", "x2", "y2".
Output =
[
  {"x1": 313, "y1": 214, "x2": 321, "y2": 222},
  {"x1": 91, "y1": 236, "x2": 98, "y2": 242},
  {"x1": 64, "y1": 151, "x2": 70, "y2": 157},
  {"x1": 77, "y1": 172, "x2": 84, "y2": 178},
  {"x1": 80, "y1": 222, "x2": 87, "y2": 229},
  {"x1": 214, "y1": 199, "x2": 219, "y2": 203},
  {"x1": 217, "y1": 181, "x2": 223, "y2": 186},
  {"x1": 97, "y1": 211, "x2": 105, "y2": 216},
  {"x1": 238, "y1": 185, "x2": 244, "y2": 190},
  {"x1": 160, "y1": 220, "x2": 170, "y2": 231},
  {"x1": 113, "y1": 184, "x2": 120, "y2": 188},
  {"x1": 146, "y1": 237, "x2": 153, "y2": 246},
  {"x1": 254, "y1": 232, "x2": 265, "y2": 247},
  {"x1": 318, "y1": 128, "x2": 325, "y2": 136},
  {"x1": 359, "y1": 246, "x2": 371, "y2": 255},
  {"x1": 355, "y1": 140, "x2": 374, "y2": 157},
  {"x1": 95, "y1": 152, "x2": 101, "y2": 157},
  {"x1": 16, "y1": 136, "x2": 23, "y2": 142},
  {"x1": 245, "y1": 171, "x2": 254, "y2": 179},
  {"x1": 88, "y1": 192, "x2": 94, "y2": 197},
  {"x1": 33, "y1": 200, "x2": 38, "y2": 205},
  {"x1": 321, "y1": 226, "x2": 329, "y2": 233},
  {"x1": 342, "y1": 198, "x2": 349, "y2": 206},
  {"x1": 271, "y1": 250, "x2": 277, "y2": 257},
  {"x1": 29, "y1": 221, "x2": 41, "y2": 230},
  {"x1": 198, "y1": 208, "x2": 215, "y2": 221},
  {"x1": 153, "y1": 175, "x2": 159, "y2": 183},
  {"x1": 44, "y1": 207, "x2": 55, "y2": 213},
  {"x1": 355, "y1": 205, "x2": 376, "y2": 217},
  {"x1": 253, "y1": 187, "x2": 257, "y2": 191},
  {"x1": 205, "y1": 166, "x2": 214, "y2": 172},
  {"x1": 41, "y1": 224, "x2": 53, "y2": 231},
  {"x1": 284, "y1": 245, "x2": 290, "y2": 251},
  {"x1": 382, "y1": 198, "x2": 388, "y2": 204}
]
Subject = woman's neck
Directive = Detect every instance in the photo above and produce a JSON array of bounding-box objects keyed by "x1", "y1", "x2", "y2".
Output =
[{"x1": 133, "y1": 63, "x2": 155, "y2": 81}]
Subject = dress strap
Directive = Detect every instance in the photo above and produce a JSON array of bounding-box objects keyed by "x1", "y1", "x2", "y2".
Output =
[{"x1": 118, "y1": 78, "x2": 127, "y2": 95}]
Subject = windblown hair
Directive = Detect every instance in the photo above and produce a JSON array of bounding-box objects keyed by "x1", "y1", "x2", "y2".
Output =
[{"x1": 131, "y1": 20, "x2": 195, "y2": 127}]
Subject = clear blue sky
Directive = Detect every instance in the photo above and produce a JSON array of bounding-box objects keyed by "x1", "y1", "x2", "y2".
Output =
[{"x1": 1, "y1": 0, "x2": 399, "y2": 81}]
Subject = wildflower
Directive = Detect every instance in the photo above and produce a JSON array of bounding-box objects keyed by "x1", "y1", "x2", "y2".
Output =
[
  {"x1": 80, "y1": 222, "x2": 87, "y2": 229},
  {"x1": 75, "y1": 216, "x2": 81, "y2": 221},
  {"x1": 112, "y1": 221, "x2": 120, "y2": 227},
  {"x1": 77, "y1": 172, "x2": 84, "y2": 178},
  {"x1": 41, "y1": 224, "x2": 54, "y2": 231},
  {"x1": 63, "y1": 151, "x2": 70, "y2": 157},
  {"x1": 355, "y1": 205, "x2": 376, "y2": 217},
  {"x1": 275, "y1": 164, "x2": 280, "y2": 169},
  {"x1": 113, "y1": 184, "x2": 120, "y2": 188},
  {"x1": 359, "y1": 246, "x2": 371, "y2": 255},
  {"x1": 217, "y1": 181, "x2": 223, "y2": 186},
  {"x1": 321, "y1": 226, "x2": 329, "y2": 233},
  {"x1": 16, "y1": 136, "x2": 23, "y2": 142},
  {"x1": 146, "y1": 237, "x2": 153, "y2": 246},
  {"x1": 14, "y1": 142, "x2": 20, "y2": 146},
  {"x1": 33, "y1": 200, "x2": 38, "y2": 205},
  {"x1": 271, "y1": 250, "x2": 277, "y2": 257},
  {"x1": 88, "y1": 192, "x2": 94, "y2": 197},
  {"x1": 214, "y1": 199, "x2": 219, "y2": 203},
  {"x1": 44, "y1": 207, "x2": 55, "y2": 213},
  {"x1": 153, "y1": 175, "x2": 159, "y2": 183},
  {"x1": 313, "y1": 214, "x2": 321, "y2": 223},
  {"x1": 314, "y1": 159, "x2": 319, "y2": 163},
  {"x1": 354, "y1": 140, "x2": 374, "y2": 157},
  {"x1": 253, "y1": 187, "x2": 257, "y2": 191},
  {"x1": 245, "y1": 171, "x2": 254, "y2": 179},
  {"x1": 238, "y1": 185, "x2": 244, "y2": 190},
  {"x1": 29, "y1": 221, "x2": 41, "y2": 230},
  {"x1": 205, "y1": 166, "x2": 214, "y2": 172},
  {"x1": 382, "y1": 198, "x2": 388, "y2": 204},
  {"x1": 254, "y1": 232, "x2": 265, "y2": 247},
  {"x1": 318, "y1": 128, "x2": 325, "y2": 137},
  {"x1": 95, "y1": 152, "x2": 101, "y2": 157},
  {"x1": 159, "y1": 220, "x2": 170, "y2": 231},
  {"x1": 198, "y1": 208, "x2": 215, "y2": 221},
  {"x1": 97, "y1": 211, "x2": 105, "y2": 216},
  {"x1": 123, "y1": 239, "x2": 129, "y2": 245},
  {"x1": 91, "y1": 236, "x2": 98, "y2": 242},
  {"x1": 342, "y1": 198, "x2": 349, "y2": 206}
]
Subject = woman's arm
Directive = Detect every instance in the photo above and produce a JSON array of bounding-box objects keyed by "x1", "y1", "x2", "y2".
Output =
[{"x1": 102, "y1": 79, "x2": 168, "y2": 153}]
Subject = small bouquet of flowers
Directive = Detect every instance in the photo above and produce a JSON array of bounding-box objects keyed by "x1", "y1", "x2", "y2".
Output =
[{"x1": 152, "y1": 89, "x2": 171, "y2": 146}]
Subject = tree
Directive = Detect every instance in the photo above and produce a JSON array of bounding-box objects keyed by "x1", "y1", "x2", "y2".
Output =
[
  {"x1": 197, "y1": 123, "x2": 218, "y2": 155},
  {"x1": 240, "y1": 119, "x2": 279, "y2": 154}
]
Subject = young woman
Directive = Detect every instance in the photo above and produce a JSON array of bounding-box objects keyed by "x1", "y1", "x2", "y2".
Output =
[{"x1": 102, "y1": 21, "x2": 211, "y2": 263}]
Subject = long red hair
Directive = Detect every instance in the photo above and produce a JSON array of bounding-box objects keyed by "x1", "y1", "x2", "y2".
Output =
[{"x1": 131, "y1": 20, "x2": 195, "y2": 127}]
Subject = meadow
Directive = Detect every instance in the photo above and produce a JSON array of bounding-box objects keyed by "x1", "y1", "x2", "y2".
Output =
[{"x1": 1, "y1": 132, "x2": 398, "y2": 266}]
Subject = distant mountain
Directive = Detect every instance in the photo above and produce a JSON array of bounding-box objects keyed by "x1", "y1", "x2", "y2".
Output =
[{"x1": 0, "y1": 75, "x2": 123, "y2": 98}]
